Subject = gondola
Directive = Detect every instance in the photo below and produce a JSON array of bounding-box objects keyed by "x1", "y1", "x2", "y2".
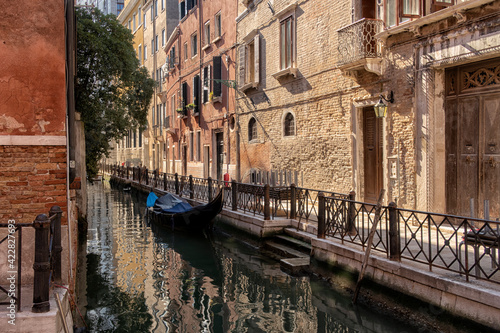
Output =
[{"x1": 146, "y1": 189, "x2": 223, "y2": 232}]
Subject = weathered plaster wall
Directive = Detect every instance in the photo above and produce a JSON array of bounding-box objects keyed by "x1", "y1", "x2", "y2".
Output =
[{"x1": 0, "y1": 1, "x2": 66, "y2": 137}]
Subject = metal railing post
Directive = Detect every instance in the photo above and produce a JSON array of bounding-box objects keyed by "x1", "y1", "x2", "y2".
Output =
[
  {"x1": 164, "y1": 173, "x2": 167, "y2": 191},
  {"x1": 264, "y1": 184, "x2": 270, "y2": 220},
  {"x1": 49, "y1": 206, "x2": 63, "y2": 284},
  {"x1": 232, "y1": 180, "x2": 238, "y2": 211},
  {"x1": 389, "y1": 202, "x2": 401, "y2": 261},
  {"x1": 126, "y1": 166, "x2": 130, "y2": 179},
  {"x1": 189, "y1": 175, "x2": 194, "y2": 199},
  {"x1": 347, "y1": 191, "x2": 357, "y2": 236},
  {"x1": 32, "y1": 214, "x2": 51, "y2": 313},
  {"x1": 290, "y1": 183, "x2": 296, "y2": 220},
  {"x1": 145, "y1": 168, "x2": 149, "y2": 186},
  {"x1": 175, "y1": 173, "x2": 179, "y2": 195},
  {"x1": 208, "y1": 177, "x2": 213, "y2": 202},
  {"x1": 318, "y1": 192, "x2": 326, "y2": 238}
]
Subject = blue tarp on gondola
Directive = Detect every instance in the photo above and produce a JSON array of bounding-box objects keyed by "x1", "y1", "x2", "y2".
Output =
[
  {"x1": 153, "y1": 193, "x2": 193, "y2": 214},
  {"x1": 147, "y1": 192, "x2": 158, "y2": 208}
]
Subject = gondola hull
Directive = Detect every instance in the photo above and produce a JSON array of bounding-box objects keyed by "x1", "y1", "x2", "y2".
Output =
[{"x1": 148, "y1": 190, "x2": 223, "y2": 232}]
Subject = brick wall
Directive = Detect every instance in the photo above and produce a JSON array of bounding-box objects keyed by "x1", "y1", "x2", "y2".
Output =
[{"x1": 0, "y1": 145, "x2": 67, "y2": 224}]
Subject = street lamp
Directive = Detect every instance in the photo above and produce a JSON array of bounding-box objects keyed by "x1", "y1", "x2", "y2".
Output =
[{"x1": 374, "y1": 91, "x2": 394, "y2": 118}]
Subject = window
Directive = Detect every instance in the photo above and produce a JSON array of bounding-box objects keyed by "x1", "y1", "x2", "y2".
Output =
[
  {"x1": 138, "y1": 7, "x2": 142, "y2": 25},
  {"x1": 190, "y1": 132, "x2": 194, "y2": 161},
  {"x1": 128, "y1": 19, "x2": 131, "y2": 30},
  {"x1": 144, "y1": 45, "x2": 147, "y2": 60},
  {"x1": 151, "y1": 5, "x2": 154, "y2": 21},
  {"x1": 202, "y1": 65, "x2": 211, "y2": 103},
  {"x1": 117, "y1": 1, "x2": 124, "y2": 14},
  {"x1": 162, "y1": 29, "x2": 166, "y2": 47},
  {"x1": 191, "y1": 32, "x2": 198, "y2": 57},
  {"x1": 204, "y1": 21, "x2": 210, "y2": 47},
  {"x1": 133, "y1": 14, "x2": 136, "y2": 31},
  {"x1": 139, "y1": 129, "x2": 142, "y2": 147},
  {"x1": 213, "y1": 56, "x2": 222, "y2": 98},
  {"x1": 248, "y1": 118, "x2": 257, "y2": 142},
  {"x1": 143, "y1": 12, "x2": 146, "y2": 28},
  {"x1": 151, "y1": 39, "x2": 154, "y2": 55},
  {"x1": 196, "y1": 131, "x2": 201, "y2": 161},
  {"x1": 161, "y1": 0, "x2": 165, "y2": 11},
  {"x1": 280, "y1": 16, "x2": 294, "y2": 70},
  {"x1": 180, "y1": 1, "x2": 186, "y2": 19},
  {"x1": 187, "y1": 0, "x2": 197, "y2": 11},
  {"x1": 283, "y1": 112, "x2": 295, "y2": 136},
  {"x1": 154, "y1": 0, "x2": 158, "y2": 17},
  {"x1": 238, "y1": 32, "x2": 260, "y2": 90},
  {"x1": 385, "y1": 0, "x2": 455, "y2": 27},
  {"x1": 155, "y1": 35, "x2": 158, "y2": 52},
  {"x1": 184, "y1": 42, "x2": 188, "y2": 60},
  {"x1": 214, "y1": 12, "x2": 221, "y2": 39},
  {"x1": 138, "y1": 45, "x2": 142, "y2": 64}
]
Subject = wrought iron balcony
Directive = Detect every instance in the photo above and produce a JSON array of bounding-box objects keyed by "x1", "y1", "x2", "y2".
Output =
[{"x1": 337, "y1": 18, "x2": 384, "y2": 74}]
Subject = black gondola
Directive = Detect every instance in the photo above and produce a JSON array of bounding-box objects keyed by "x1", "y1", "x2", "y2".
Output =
[{"x1": 147, "y1": 189, "x2": 223, "y2": 232}]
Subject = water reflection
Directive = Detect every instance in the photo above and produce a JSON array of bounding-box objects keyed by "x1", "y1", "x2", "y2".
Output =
[{"x1": 86, "y1": 182, "x2": 416, "y2": 332}]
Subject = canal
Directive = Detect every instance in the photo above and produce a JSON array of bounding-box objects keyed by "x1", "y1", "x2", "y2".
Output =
[{"x1": 83, "y1": 181, "x2": 423, "y2": 332}]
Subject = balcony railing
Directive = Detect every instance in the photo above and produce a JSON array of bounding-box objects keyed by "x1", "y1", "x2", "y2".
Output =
[{"x1": 337, "y1": 18, "x2": 384, "y2": 70}]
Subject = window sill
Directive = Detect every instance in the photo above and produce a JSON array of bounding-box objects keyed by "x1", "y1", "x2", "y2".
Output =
[
  {"x1": 272, "y1": 67, "x2": 298, "y2": 80},
  {"x1": 212, "y1": 36, "x2": 222, "y2": 43},
  {"x1": 202, "y1": 44, "x2": 210, "y2": 51},
  {"x1": 240, "y1": 82, "x2": 258, "y2": 92},
  {"x1": 248, "y1": 139, "x2": 263, "y2": 144}
]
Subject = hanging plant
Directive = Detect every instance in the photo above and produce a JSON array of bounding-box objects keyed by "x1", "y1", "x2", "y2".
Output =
[{"x1": 186, "y1": 103, "x2": 196, "y2": 110}]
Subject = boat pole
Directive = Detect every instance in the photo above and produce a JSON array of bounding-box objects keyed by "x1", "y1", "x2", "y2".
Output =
[{"x1": 352, "y1": 189, "x2": 385, "y2": 304}]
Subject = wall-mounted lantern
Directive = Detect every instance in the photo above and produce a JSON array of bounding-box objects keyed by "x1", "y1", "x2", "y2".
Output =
[{"x1": 374, "y1": 91, "x2": 394, "y2": 118}]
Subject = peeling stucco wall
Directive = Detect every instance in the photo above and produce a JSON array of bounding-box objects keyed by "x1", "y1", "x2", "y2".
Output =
[{"x1": 0, "y1": 1, "x2": 66, "y2": 137}]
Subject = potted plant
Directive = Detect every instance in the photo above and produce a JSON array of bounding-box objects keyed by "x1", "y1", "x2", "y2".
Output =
[
  {"x1": 186, "y1": 103, "x2": 196, "y2": 110},
  {"x1": 176, "y1": 107, "x2": 185, "y2": 117},
  {"x1": 209, "y1": 91, "x2": 214, "y2": 102}
]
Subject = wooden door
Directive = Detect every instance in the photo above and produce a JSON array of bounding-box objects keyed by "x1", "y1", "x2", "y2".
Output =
[
  {"x1": 363, "y1": 107, "x2": 382, "y2": 203},
  {"x1": 482, "y1": 93, "x2": 500, "y2": 218},
  {"x1": 216, "y1": 132, "x2": 224, "y2": 180},
  {"x1": 445, "y1": 59, "x2": 500, "y2": 218},
  {"x1": 203, "y1": 146, "x2": 210, "y2": 178},
  {"x1": 182, "y1": 145, "x2": 187, "y2": 176}
]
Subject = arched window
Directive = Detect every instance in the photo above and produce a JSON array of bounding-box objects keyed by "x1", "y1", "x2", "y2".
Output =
[
  {"x1": 248, "y1": 118, "x2": 257, "y2": 141},
  {"x1": 283, "y1": 112, "x2": 295, "y2": 136}
]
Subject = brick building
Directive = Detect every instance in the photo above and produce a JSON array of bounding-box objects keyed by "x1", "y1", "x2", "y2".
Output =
[
  {"x1": 163, "y1": 0, "x2": 238, "y2": 179},
  {"x1": 236, "y1": 0, "x2": 500, "y2": 217},
  {"x1": 0, "y1": 0, "x2": 84, "y2": 292}
]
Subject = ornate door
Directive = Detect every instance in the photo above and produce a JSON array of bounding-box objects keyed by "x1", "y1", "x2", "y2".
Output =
[{"x1": 445, "y1": 59, "x2": 500, "y2": 218}]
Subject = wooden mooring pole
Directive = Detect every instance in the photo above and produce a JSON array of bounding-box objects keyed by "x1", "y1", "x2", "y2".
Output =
[{"x1": 352, "y1": 189, "x2": 385, "y2": 304}]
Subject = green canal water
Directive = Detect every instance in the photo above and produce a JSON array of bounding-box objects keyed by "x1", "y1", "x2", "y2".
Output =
[{"x1": 83, "y1": 181, "x2": 424, "y2": 333}]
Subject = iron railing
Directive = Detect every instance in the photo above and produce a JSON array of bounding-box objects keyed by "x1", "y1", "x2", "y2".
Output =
[
  {"x1": 337, "y1": 18, "x2": 384, "y2": 67},
  {"x1": 0, "y1": 205, "x2": 62, "y2": 313},
  {"x1": 107, "y1": 164, "x2": 500, "y2": 284}
]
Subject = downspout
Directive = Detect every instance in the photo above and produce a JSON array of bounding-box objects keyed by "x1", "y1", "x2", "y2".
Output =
[{"x1": 64, "y1": 0, "x2": 74, "y2": 280}]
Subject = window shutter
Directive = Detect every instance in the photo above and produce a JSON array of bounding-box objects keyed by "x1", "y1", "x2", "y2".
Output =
[
  {"x1": 193, "y1": 75, "x2": 200, "y2": 114},
  {"x1": 238, "y1": 46, "x2": 245, "y2": 88},
  {"x1": 254, "y1": 35, "x2": 260, "y2": 86},
  {"x1": 213, "y1": 56, "x2": 222, "y2": 97},
  {"x1": 187, "y1": 0, "x2": 193, "y2": 11}
]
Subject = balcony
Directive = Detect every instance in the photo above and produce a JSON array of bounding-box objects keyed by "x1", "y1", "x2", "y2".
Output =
[
  {"x1": 337, "y1": 18, "x2": 384, "y2": 75},
  {"x1": 153, "y1": 125, "x2": 164, "y2": 141}
]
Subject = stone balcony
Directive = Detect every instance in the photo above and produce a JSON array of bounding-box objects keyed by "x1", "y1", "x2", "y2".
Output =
[{"x1": 337, "y1": 18, "x2": 384, "y2": 75}]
